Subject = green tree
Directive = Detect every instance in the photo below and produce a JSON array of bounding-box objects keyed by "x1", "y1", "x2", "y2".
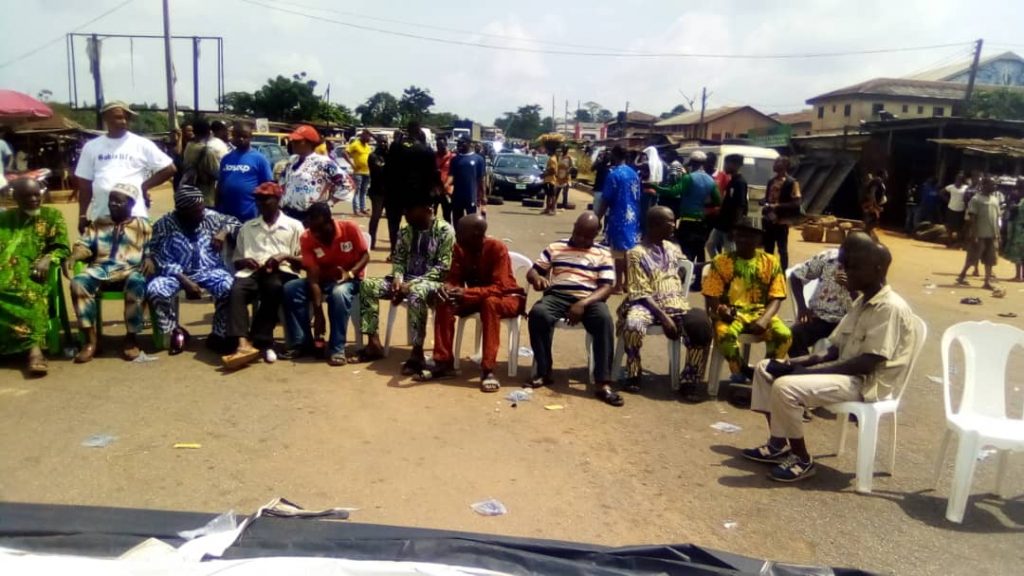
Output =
[
  {"x1": 575, "y1": 109, "x2": 593, "y2": 122},
  {"x1": 424, "y1": 111, "x2": 461, "y2": 128},
  {"x1": 221, "y1": 72, "x2": 342, "y2": 123},
  {"x1": 356, "y1": 91, "x2": 401, "y2": 126},
  {"x1": 595, "y1": 108, "x2": 614, "y2": 123},
  {"x1": 659, "y1": 104, "x2": 689, "y2": 119},
  {"x1": 968, "y1": 89, "x2": 1024, "y2": 121},
  {"x1": 494, "y1": 104, "x2": 545, "y2": 139},
  {"x1": 398, "y1": 85, "x2": 435, "y2": 124},
  {"x1": 49, "y1": 101, "x2": 168, "y2": 133}
]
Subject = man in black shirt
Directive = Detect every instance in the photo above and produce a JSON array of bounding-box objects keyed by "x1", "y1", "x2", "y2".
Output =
[{"x1": 706, "y1": 153, "x2": 748, "y2": 258}]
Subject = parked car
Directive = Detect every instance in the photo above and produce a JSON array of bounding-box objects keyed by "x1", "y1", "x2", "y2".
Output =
[
  {"x1": 534, "y1": 154, "x2": 549, "y2": 171},
  {"x1": 489, "y1": 153, "x2": 545, "y2": 200},
  {"x1": 251, "y1": 142, "x2": 288, "y2": 168}
]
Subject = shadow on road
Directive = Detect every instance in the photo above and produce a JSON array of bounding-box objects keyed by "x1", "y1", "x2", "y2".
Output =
[{"x1": 862, "y1": 489, "x2": 1024, "y2": 533}]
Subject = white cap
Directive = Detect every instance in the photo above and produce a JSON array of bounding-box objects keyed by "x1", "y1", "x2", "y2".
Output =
[{"x1": 688, "y1": 150, "x2": 708, "y2": 163}]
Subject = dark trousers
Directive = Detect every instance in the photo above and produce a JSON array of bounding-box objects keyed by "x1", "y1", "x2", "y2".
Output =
[
  {"x1": 676, "y1": 219, "x2": 709, "y2": 290},
  {"x1": 528, "y1": 291, "x2": 613, "y2": 382},
  {"x1": 385, "y1": 202, "x2": 404, "y2": 256},
  {"x1": 789, "y1": 317, "x2": 838, "y2": 357},
  {"x1": 368, "y1": 195, "x2": 385, "y2": 249},
  {"x1": 763, "y1": 223, "x2": 790, "y2": 270},
  {"x1": 228, "y1": 271, "x2": 296, "y2": 349},
  {"x1": 450, "y1": 200, "x2": 477, "y2": 224},
  {"x1": 436, "y1": 194, "x2": 452, "y2": 224}
]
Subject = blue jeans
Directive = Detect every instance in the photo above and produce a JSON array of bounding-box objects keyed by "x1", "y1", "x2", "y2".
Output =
[
  {"x1": 284, "y1": 278, "x2": 359, "y2": 355},
  {"x1": 352, "y1": 174, "x2": 370, "y2": 213}
]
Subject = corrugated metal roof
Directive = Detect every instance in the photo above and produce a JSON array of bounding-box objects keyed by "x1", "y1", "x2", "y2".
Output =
[
  {"x1": 906, "y1": 51, "x2": 1024, "y2": 81},
  {"x1": 770, "y1": 109, "x2": 816, "y2": 125},
  {"x1": 807, "y1": 78, "x2": 968, "y2": 102},
  {"x1": 928, "y1": 136, "x2": 1024, "y2": 158},
  {"x1": 653, "y1": 105, "x2": 781, "y2": 127}
]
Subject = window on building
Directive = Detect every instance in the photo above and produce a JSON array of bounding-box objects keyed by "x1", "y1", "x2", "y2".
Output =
[
  {"x1": 831, "y1": 105, "x2": 836, "y2": 113},
  {"x1": 844, "y1": 104, "x2": 851, "y2": 117},
  {"x1": 902, "y1": 104, "x2": 909, "y2": 113},
  {"x1": 817, "y1": 106, "x2": 824, "y2": 119},
  {"x1": 724, "y1": 132, "x2": 733, "y2": 139},
  {"x1": 917, "y1": 105, "x2": 924, "y2": 114},
  {"x1": 933, "y1": 106, "x2": 945, "y2": 117},
  {"x1": 871, "y1": 103, "x2": 885, "y2": 114}
]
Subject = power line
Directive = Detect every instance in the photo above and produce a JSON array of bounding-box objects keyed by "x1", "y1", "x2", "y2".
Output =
[
  {"x1": 0, "y1": 0, "x2": 137, "y2": 70},
  {"x1": 239, "y1": 0, "x2": 973, "y2": 60}
]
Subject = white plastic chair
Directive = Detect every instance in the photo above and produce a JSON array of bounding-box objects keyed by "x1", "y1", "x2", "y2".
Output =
[
  {"x1": 452, "y1": 251, "x2": 532, "y2": 377},
  {"x1": 785, "y1": 265, "x2": 819, "y2": 322},
  {"x1": 932, "y1": 321, "x2": 1024, "y2": 523},
  {"x1": 611, "y1": 259, "x2": 694, "y2": 389},
  {"x1": 828, "y1": 314, "x2": 927, "y2": 494}
]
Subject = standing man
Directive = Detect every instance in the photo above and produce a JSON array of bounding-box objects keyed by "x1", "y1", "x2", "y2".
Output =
[
  {"x1": 741, "y1": 233, "x2": 916, "y2": 483},
  {"x1": 556, "y1": 147, "x2": 575, "y2": 209},
  {"x1": 762, "y1": 156, "x2": 802, "y2": 271},
  {"x1": 943, "y1": 172, "x2": 969, "y2": 247},
  {"x1": 417, "y1": 214, "x2": 525, "y2": 391},
  {"x1": 367, "y1": 136, "x2": 389, "y2": 251},
  {"x1": 595, "y1": 145, "x2": 641, "y2": 291},
  {"x1": 356, "y1": 195, "x2": 454, "y2": 373},
  {"x1": 703, "y1": 217, "x2": 791, "y2": 383},
  {"x1": 224, "y1": 182, "x2": 304, "y2": 367},
  {"x1": 147, "y1": 186, "x2": 240, "y2": 355},
  {"x1": 447, "y1": 137, "x2": 486, "y2": 223},
  {"x1": 648, "y1": 150, "x2": 721, "y2": 287},
  {"x1": 956, "y1": 176, "x2": 1001, "y2": 289},
  {"x1": 434, "y1": 135, "x2": 454, "y2": 222},
  {"x1": 788, "y1": 247, "x2": 853, "y2": 357},
  {"x1": 618, "y1": 207, "x2": 713, "y2": 400},
  {"x1": 217, "y1": 121, "x2": 273, "y2": 223},
  {"x1": 211, "y1": 120, "x2": 232, "y2": 152},
  {"x1": 860, "y1": 170, "x2": 888, "y2": 233},
  {"x1": 526, "y1": 212, "x2": 623, "y2": 407},
  {"x1": 344, "y1": 130, "x2": 373, "y2": 217},
  {"x1": 282, "y1": 202, "x2": 369, "y2": 366},
  {"x1": 74, "y1": 101, "x2": 175, "y2": 234},
  {"x1": 706, "y1": 153, "x2": 748, "y2": 258},
  {"x1": 541, "y1": 149, "x2": 560, "y2": 215},
  {"x1": 65, "y1": 183, "x2": 153, "y2": 363},
  {"x1": 182, "y1": 118, "x2": 230, "y2": 206}
]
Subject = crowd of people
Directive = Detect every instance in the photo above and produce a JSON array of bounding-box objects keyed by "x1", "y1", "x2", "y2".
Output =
[{"x1": 0, "y1": 102, "x2": 928, "y2": 483}]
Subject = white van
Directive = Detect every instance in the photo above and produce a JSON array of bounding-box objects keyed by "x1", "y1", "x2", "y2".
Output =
[{"x1": 675, "y1": 144, "x2": 780, "y2": 208}]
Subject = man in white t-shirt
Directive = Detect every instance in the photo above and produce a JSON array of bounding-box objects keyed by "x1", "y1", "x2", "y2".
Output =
[
  {"x1": 74, "y1": 101, "x2": 175, "y2": 233},
  {"x1": 943, "y1": 172, "x2": 969, "y2": 247}
]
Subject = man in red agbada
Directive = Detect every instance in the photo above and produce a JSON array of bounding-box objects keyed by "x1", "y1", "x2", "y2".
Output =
[{"x1": 416, "y1": 214, "x2": 525, "y2": 391}]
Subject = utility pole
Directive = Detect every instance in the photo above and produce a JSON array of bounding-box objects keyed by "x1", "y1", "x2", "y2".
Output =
[
  {"x1": 162, "y1": 0, "x2": 177, "y2": 130},
  {"x1": 964, "y1": 38, "x2": 984, "y2": 109},
  {"x1": 89, "y1": 33, "x2": 104, "y2": 129},
  {"x1": 564, "y1": 99, "x2": 569, "y2": 137},
  {"x1": 192, "y1": 37, "x2": 201, "y2": 119},
  {"x1": 551, "y1": 94, "x2": 555, "y2": 134},
  {"x1": 697, "y1": 87, "x2": 707, "y2": 140}
]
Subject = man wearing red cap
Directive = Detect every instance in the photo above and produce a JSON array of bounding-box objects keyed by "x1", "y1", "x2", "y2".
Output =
[
  {"x1": 280, "y1": 125, "x2": 344, "y2": 224},
  {"x1": 224, "y1": 181, "x2": 304, "y2": 367}
]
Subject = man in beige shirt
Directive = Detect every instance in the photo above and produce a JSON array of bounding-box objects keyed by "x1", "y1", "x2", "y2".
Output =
[{"x1": 740, "y1": 231, "x2": 917, "y2": 482}]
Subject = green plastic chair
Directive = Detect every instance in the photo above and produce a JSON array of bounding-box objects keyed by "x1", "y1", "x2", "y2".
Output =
[{"x1": 71, "y1": 262, "x2": 169, "y2": 349}]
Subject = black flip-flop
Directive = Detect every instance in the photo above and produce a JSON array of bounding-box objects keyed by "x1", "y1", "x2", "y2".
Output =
[
  {"x1": 526, "y1": 375, "x2": 553, "y2": 389},
  {"x1": 413, "y1": 366, "x2": 457, "y2": 382},
  {"x1": 400, "y1": 359, "x2": 424, "y2": 376}
]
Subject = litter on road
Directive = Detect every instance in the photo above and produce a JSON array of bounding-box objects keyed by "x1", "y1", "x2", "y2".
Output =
[
  {"x1": 81, "y1": 434, "x2": 116, "y2": 448},
  {"x1": 173, "y1": 442, "x2": 202, "y2": 449},
  {"x1": 710, "y1": 422, "x2": 743, "y2": 433},
  {"x1": 470, "y1": 499, "x2": 508, "y2": 516},
  {"x1": 544, "y1": 404, "x2": 565, "y2": 411}
]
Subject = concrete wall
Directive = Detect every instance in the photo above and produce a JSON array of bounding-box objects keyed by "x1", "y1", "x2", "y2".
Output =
[{"x1": 810, "y1": 97, "x2": 960, "y2": 132}]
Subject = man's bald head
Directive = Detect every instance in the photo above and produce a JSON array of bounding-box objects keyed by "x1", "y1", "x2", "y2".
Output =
[
  {"x1": 9, "y1": 178, "x2": 43, "y2": 215},
  {"x1": 456, "y1": 213, "x2": 488, "y2": 252},
  {"x1": 840, "y1": 230, "x2": 891, "y2": 291},
  {"x1": 570, "y1": 211, "x2": 601, "y2": 249},
  {"x1": 645, "y1": 206, "x2": 676, "y2": 242}
]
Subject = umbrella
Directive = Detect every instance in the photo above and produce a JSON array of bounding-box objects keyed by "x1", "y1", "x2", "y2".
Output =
[{"x1": 0, "y1": 90, "x2": 53, "y2": 120}]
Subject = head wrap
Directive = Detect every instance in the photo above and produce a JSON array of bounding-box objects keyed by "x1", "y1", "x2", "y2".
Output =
[
  {"x1": 109, "y1": 182, "x2": 141, "y2": 204},
  {"x1": 174, "y1": 185, "x2": 205, "y2": 210}
]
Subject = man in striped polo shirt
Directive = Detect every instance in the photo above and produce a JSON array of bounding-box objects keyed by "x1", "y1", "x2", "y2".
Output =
[{"x1": 526, "y1": 212, "x2": 623, "y2": 407}]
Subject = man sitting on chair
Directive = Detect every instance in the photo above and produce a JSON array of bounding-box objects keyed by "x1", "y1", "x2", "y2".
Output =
[
  {"x1": 147, "y1": 185, "x2": 240, "y2": 355},
  {"x1": 356, "y1": 194, "x2": 454, "y2": 375},
  {"x1": 618, "y1": 206, "x2": 713, "y2": 401},
  {"x1": 527, "y1": 211, "x2": 623, "y2": 407},
  {"x1": 415, "y1": 214, "x2": 525, "y2": 392},
  {"x1": 703, "y1": 216, "x2": 791, "y2": 383},
  {"x1": 740, "y1": 232, "x2": 916, "y2": 483},
  {"x1": 788, "y1": 247, "x2": 853, "y2": 357},
  {"x1": 66, "y1": 182, "x2": 153, "y2": 363}
]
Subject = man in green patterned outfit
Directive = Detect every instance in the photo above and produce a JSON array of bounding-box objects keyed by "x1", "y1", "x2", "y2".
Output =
[{"x1": 355, "y1": 194, "x2": 454, "y2": 374}]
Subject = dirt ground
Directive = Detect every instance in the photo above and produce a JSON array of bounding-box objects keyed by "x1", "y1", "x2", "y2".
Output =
[{"x1": 1, "y1": 185, "x2": 1022, "y2": 575}]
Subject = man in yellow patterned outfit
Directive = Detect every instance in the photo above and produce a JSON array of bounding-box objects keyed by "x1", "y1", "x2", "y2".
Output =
[{"x1": 702, "y1": 216, "x2": 791, "y2": 383}]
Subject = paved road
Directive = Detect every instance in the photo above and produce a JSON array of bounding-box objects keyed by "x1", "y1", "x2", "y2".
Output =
[{"x1": 1, "y1": 186, "x2": 1021, "y2": 575}]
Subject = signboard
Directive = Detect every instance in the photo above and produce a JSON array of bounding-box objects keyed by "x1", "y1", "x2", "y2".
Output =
[
  {"x1": 748, "y1": 125, "x2": 792, "y2": 148},
  {"x1": 255, "y1": 118, "x2": 270, "y2": 133}
]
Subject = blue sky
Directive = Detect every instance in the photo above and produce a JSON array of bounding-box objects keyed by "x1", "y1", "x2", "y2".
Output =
[{"x1": 1, "y1": 0, "x2": 1022, "y2": 123}]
